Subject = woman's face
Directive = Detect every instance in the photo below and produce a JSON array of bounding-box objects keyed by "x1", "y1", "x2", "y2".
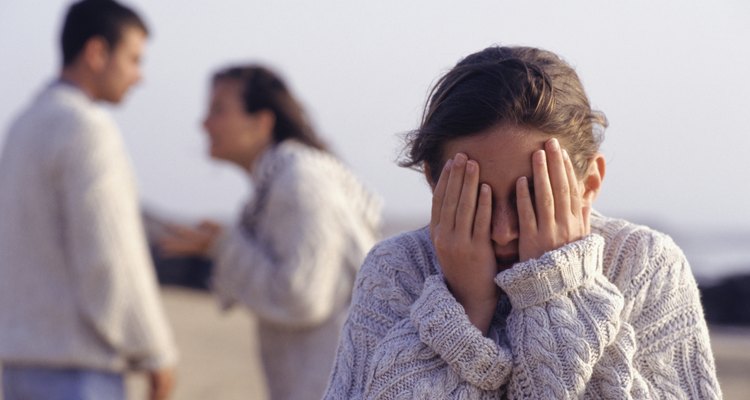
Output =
[
  {"x1": 440, "y1": 124, "x2": 590, "y2": 266},
  {"x1": 202, "y1": 79, "x2": 273, "y2": 170}
]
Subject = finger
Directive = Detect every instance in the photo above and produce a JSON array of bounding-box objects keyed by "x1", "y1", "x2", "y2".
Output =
[
  {"x1": 455, "y1": 159, "x2": 480, "y2": 236},
  {"x1": 473, "y1": 183, "x2": 492, "y2": 240},
  {"x1": 532, "y1": 149, "x2": 554, "y2": 230},
  {"x1": 546, "y1": 138, "x2": 571, "y2": 221},
  {"x1": 165, "y1": 223, "x2": 197, "y2": 238},
  {"x1": 516, "y1": 176, "x2": 537, "y2": 237},
  {"x1": 440, "y1": 153, "x2": 468, "y2": 231},
  {"x1": 430, "y1": 159, "x2": 452, "y2": 230},
  {"x1": 563, "y1": 149, "x2": 583, "y2": 217}
]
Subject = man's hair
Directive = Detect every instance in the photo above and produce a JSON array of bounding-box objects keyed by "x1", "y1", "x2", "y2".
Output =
[{"x1": 61, "y1": 0, "x2": 149, "y2": 66}]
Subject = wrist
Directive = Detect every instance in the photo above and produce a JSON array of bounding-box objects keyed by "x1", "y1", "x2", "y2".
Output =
[{"x1": 450, "y1": 286, "x2": 498, "y2": 336}]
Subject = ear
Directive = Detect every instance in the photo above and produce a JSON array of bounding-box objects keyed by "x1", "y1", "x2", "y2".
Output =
[
  {"x1": 579, "y1": 153, "x2": 605, "y2": 208},
  {"x1": 254, "y1": 109, "x2": 276, "y2": 140},
  {"x1": 82, "y1": 36, "x2": 110, "y2": 73}
]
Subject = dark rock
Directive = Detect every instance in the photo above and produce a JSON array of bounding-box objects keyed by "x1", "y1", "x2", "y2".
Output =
[
  {"x1": 150, "y1": 245, "x2": 213, "y2": 291},
  {"x1": 699, "y1": 273, "x2": 750, "y2": 326}
]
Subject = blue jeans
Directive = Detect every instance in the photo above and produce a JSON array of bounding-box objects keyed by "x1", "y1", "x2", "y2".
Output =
[{"x1": 2, "y1": 365, "x2": 124, "y2": 400}]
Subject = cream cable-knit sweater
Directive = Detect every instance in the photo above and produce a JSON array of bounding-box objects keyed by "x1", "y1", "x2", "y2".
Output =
[
  {"x1": 0, "y1": 83, "x2": 177, "y2": 371},
  {"x1": 210, "y1": 140, "x2": 382, "y2": 400},
  {"x1": 324, "y1": 212, "x2": 722, "y2": 399}
]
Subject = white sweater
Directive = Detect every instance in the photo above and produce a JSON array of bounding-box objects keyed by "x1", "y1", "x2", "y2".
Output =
[
  {"x1": 323, "y1": 212, "x2": 722, "y2": 399},
  {"x1": 0, "y1": 83, "x2": 177, "y2": 371},
  {"x1": 211, "y1": 140, "x2": 382, "y2": 400}
]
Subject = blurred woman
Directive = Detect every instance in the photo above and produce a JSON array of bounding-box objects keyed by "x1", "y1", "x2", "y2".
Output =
[
  {"x1": 323, "y1": 46, "x2": 722, "y2": 399},
  {"x1": 160, "y1": 65, "x2": 381, "y2": 400}
]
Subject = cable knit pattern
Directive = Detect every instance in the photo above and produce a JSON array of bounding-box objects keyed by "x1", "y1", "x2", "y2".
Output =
[
  {"x1": 0, "y1": 83, "x2": 177, "y2": 371},
  {"x1": 210, "y1": 140, "x2": 381, "y2": 400},
  {"x1": 323, "y1": 212, "x2": 723, "y2": 399}
]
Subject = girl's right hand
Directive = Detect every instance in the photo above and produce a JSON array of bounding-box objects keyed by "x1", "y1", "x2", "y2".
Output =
[{"x1": 430, "y1": 153, "x2": 498, "y2": 335}]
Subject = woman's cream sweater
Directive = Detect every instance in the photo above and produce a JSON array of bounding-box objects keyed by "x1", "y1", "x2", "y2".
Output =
[{"x1": 211, "y1": 140, "x2": 382, "y2": 400}]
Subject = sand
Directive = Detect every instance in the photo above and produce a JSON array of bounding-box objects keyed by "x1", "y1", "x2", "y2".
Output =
[
  {"x1": 1, "y1": 286, "x2": 746, "y2": 398},
  {"x1": 118, "y1": 287, "x2": 750, "y2": 399}
]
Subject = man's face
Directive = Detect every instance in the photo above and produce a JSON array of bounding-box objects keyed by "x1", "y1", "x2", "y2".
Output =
[{"x1": 95, "y1": 26, "x2": 146, "y2": 103}]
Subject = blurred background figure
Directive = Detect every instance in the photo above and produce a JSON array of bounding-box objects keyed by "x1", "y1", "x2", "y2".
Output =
[
  {"x1": 0, "y1": 1, "x2": 177, "y2": 399},
  {"x1": 158, "y1": 64, "x2": 381, "y2": 400}
]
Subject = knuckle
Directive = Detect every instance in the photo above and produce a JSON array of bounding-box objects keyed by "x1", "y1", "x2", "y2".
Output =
[{"x1": 558, "y1": 184, "x2": 570, "y2": 197}]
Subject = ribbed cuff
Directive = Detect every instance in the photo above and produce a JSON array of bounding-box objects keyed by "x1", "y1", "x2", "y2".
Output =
[
  {"x1": 411, "y1": 275, "x2": 512, "y2": 390},
  {"x1": 495, "y1": 234, "x2": 604, "y2": 309}
]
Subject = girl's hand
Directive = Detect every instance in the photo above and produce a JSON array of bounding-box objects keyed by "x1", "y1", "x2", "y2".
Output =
[
  {"x1": 516, "y1": 138, "x2": 590, "y2": 262},
  {"x1": 158, "y1": 220, "x2": 223, "y2": 258},
  {"x1": 430, "y1": 153, "x2": 497, "y2": 335}
]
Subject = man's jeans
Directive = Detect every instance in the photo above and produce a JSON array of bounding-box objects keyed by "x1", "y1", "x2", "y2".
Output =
[{"x1": 2, "y1": 365, "x2": 124, "y2": 400}]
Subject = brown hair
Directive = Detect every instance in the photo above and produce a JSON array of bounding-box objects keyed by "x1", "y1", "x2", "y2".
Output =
[
  {"x1": 61, "y1": 0, "x2": 149, "y2": 67},
  {"x1": 401, "y1": 46, "x2": 607, "y2": 184},
  {"x1": 213, "y1": 65, "x2": 328, "y2": 152}
]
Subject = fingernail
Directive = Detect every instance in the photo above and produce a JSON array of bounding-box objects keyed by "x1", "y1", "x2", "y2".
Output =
[
  {"x1": 455, "y1": 153, "x2": 467, "y2": 163},
  {"x1": 481, "y1": 183, "x2": 490, "y2": 193},
  {"x1": 466, "y1": 160, "x2": 476, "y2": 172},
  {"x1": 518, "y1": 176, "x2": 527, "y2": 185},
  {"x1": 562, "y1": 149, "x2": 570, "y2": 160},
  {"x1": 534, "y1": 150, "x2": 546, "y2": 163},
  {"x1": 549, "y1": 138, "x2": 559, "y2": 150},
  {"x1": 443, "y1": 159, "x2": 452, "y2": 170}
]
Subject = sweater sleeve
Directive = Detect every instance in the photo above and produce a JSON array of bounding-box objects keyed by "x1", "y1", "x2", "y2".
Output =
[
  {"x1": 210, "y1": 160, "x2": 352, "y2": 328},
  {"x1": 60, "y1": 112, "x2": 177, "y2": 370},
  {"x1": 495, "y1": 233, "x2": 722, "y2": 399},
  {"x1": 323, "y1": 237, "x2": 513, "y2": 400},
  {"x1": 495, "y1": 234, "x2": 627, "y2": 398},
  {"x1": 609, "y1": 233, "x2": 722, "y2": 399}
]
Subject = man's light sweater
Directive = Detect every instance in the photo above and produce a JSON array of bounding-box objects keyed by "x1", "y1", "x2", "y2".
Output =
[
  {"x1": 210, "y1": 140, "x2": 382, "y2": 400},
  {"x1": 324, "y1": 212, "x2": 722, "y2": 399},
  {"x1": 0, "y1": 83, "x2": 177, "y2": 371}
]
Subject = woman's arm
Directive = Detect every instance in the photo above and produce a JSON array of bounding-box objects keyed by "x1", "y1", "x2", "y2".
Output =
[{"x1": 210, "y1": 159, "x2": 357, "y2": 328}]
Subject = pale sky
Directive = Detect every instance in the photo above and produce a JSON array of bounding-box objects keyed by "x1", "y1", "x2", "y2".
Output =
[{"x1": 2, "y1": 0, "x2": 749, "y2": 233}]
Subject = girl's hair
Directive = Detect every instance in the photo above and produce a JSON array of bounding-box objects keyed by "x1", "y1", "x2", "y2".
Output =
[
  {"x1": 400, "y1": 46, "x2": 608, "y2": 184},
  {"x1": 212, "y1": 65, "x2": 328, "y2": 152}
]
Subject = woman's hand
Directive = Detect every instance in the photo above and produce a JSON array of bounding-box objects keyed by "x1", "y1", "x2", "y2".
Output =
[
  {"x1": 430, "y1": 153, "x2": 498, "y2": 335},
  {"x1": 158, "y1": 220, "x2": 223, "y2": 258},
  {"x1": 516, "y1": 138, "x2": 590, "y2": 262}
]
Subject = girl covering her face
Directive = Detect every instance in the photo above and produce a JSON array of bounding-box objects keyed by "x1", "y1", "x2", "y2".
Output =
[{"x1": 323, "y1": 46, "x2": 722, "y2": 399}]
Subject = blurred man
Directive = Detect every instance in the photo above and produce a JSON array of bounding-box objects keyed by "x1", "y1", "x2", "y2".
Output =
[{"x1": 0, "y1": 0, "x2": 177, "y2": 399}]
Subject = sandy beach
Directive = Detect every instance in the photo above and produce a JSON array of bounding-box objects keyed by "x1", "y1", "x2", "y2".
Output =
[
  {"x1": 1, "y1": 285, "x2": 746, "y2": 399},
  {"x1": 119, "y1": 287, "x2": 750, "y2": 399}
]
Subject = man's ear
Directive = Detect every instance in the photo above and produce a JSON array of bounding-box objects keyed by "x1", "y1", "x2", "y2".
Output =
[
  {"x1": 82, "y1": 36, "x2": 110, "y2": 73},
  {"x1": 580, "y1": 153, "x2": 606, "y2": 208}
]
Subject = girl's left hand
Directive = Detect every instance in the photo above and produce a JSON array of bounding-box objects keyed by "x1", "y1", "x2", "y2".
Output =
[{"x1": 516, "y1": 138, "x2": 590, "y2": 262}]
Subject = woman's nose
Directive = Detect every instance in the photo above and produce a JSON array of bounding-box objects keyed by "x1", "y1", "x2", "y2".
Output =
[{"x1": 491, "y1": 205, "x2": 519, "y2": 247}]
